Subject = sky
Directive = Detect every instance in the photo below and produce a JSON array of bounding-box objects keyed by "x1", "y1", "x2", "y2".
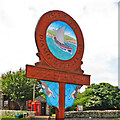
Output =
[{"x1": 0, "y1": 0, "x2": 118, "y2": 92}]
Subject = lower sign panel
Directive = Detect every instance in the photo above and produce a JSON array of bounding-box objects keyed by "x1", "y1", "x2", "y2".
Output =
[{"x1": 40, "y1": 80, "x2": 82, "y2": 109}]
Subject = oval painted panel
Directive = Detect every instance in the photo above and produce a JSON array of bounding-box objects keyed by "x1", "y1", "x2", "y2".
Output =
[{"x1": 46, "y1": 21, "x2": 77, "y2": 60}]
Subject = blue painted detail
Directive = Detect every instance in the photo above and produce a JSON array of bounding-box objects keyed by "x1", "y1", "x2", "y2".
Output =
[{"x1": 40, "y1": 81, "x2": 82, "y2": 109}]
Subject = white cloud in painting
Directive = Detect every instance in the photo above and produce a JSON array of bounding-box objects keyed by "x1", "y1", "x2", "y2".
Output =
[
  {"x1": 48, "y1": 26, "x2": 56, "y2": 31},
  {"x1": 65, "y1": 32, "x2": 76, "y2": 39}
]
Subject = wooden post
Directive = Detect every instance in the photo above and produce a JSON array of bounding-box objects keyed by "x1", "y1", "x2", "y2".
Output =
[
  {"x1": 56, "y1": 83, "x2": 65, "y2": 120},
  {"x1": 26, "y1": 10, "x2": 90, "y2": 120}
]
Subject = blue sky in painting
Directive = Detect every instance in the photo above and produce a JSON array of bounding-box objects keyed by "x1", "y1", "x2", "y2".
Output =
[{"x1": 48, "y1": 21, "x2": 77, "y2": 40}]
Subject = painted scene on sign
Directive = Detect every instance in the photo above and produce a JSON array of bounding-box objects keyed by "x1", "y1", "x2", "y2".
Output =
[
  {"x1": 40, "y1": 80, "x2": 82, "y2": 109},
  {"x1": 46, "y1": 21, "x2": 77, "y2": 60}
]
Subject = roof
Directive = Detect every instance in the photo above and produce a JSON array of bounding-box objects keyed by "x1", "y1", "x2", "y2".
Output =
[{"x1": 35, "y1": 96, "x2": 46, "y2": 103}]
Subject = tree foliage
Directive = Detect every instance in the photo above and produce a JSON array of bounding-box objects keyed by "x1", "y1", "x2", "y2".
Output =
[
  {"x1": 1, "y1": 69, "x2": 41, "y2": 110},
  {"x1": 68, "y1": 83, "x2": 120, "y2": 111}
]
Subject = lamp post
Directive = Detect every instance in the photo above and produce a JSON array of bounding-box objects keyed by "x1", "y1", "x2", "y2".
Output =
[{"x1": 33, "y1": 84, "x2": 35, "y2": 101}]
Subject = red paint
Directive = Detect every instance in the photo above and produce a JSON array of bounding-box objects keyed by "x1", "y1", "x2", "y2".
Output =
[
  {"x1": 59, "y1": 83, "x2": 65, "y2": 119},
  {"x1": 56, "y1": 83, "x2": 65, "y2": 120},
  {"x1": 28, "y1": 100, "x2": 32, "y2": 107},
  {"x1": 35, "y1": 10, "x2": 84, "y2": 73},
  {"x1": 26, "y1": 65, "x2": 90, "y2": 85},
  {"x1": 31, "y1": 101, "x2": 41, "y2": 116}
]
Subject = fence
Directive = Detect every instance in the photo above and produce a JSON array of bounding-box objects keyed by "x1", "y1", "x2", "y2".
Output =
[
  {"x1": 1, "y1": 110, "x2": 35, "y2": 117},
  {"x1": 65, "y1": 110, "x2": 120, "y2": 118}
]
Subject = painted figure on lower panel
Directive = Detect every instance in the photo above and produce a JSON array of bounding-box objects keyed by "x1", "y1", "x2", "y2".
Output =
[{"x1": 41, "y1": 81, "x2": 82, "y2": 109}]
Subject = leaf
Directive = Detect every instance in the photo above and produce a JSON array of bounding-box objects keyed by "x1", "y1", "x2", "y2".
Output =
[{"x1": 1, "y1": 69, "x2": 41, "y2": 110}]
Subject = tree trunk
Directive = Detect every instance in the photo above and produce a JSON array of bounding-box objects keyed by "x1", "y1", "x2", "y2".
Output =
[{"x1": 16, "y1": 102, "x2": 24, "y2": 110}]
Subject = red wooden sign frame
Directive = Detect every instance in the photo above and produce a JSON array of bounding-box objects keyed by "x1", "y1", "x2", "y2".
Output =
[
  {"x1": 26, "y1": 10, "x2": 90, "y2": 120},
  {"x1": 35, "y1": 10, "x2": 84, "y2": 73},
  {"x1": 26, "y1": 65, "x2": 90, "y2": 85}
]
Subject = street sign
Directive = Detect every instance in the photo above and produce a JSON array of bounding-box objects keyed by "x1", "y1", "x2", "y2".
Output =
[{"x1": 26, "y1": 10, "x2": 90, "y2": 119}]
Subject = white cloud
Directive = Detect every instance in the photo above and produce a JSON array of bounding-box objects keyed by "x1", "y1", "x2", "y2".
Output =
[{"x1": 0, "y1": 0, "x2": 118, "y2": 88}]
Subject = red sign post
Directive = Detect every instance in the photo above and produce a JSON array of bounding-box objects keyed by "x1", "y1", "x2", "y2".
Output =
[{"x1": 26, "y1": 10, "x2": 90, "y2": 119}]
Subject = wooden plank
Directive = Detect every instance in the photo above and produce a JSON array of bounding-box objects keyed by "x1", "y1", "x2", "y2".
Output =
[{"x1": 26, "y1": 65, "x2": 90, "y2": 85}]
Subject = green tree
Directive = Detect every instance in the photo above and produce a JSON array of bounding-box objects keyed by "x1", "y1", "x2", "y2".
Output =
[
  {"x1": 73, "y1": 83, "x2": 120, "y2": 110},
  {"x1": 1, "y1": 69, "x2": 41, "y2": 110}
]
